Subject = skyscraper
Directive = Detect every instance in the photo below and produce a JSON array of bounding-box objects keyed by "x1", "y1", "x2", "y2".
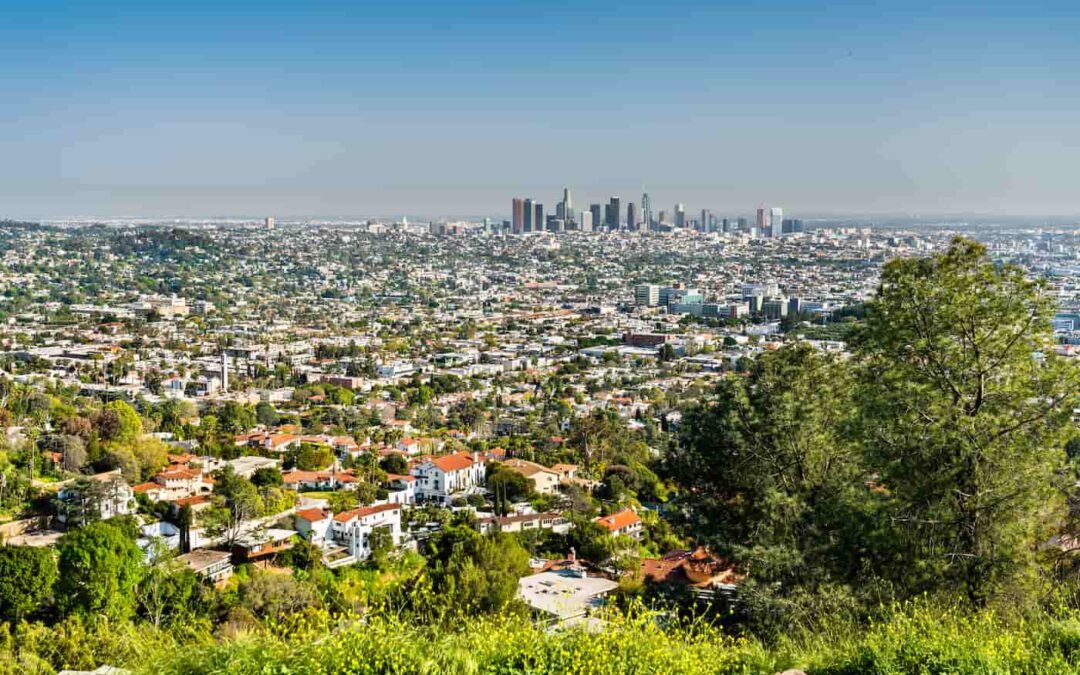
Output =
[
  {"x1": 608, "y1": 196, "x2": 621, "y2": 230},
  {"x1": 627, "y1": 202, "x2": 637, "y2": 230},
  {"x1": 770, "y1": 207, "x2": 783, "y2": 238},
  {"x1": 512, "y1": 198, "x2": 525, "y2": 234},
  {"x1": 756, "y1": 206, "x2": 769, "y2": 237},
  {"x1": 557, "y1": 187, "x2": 572, "y2": 221},
  {"x1": 534, "y1": 202, "x2": 544, "y2": 233},
  {"x1": 580, "y1": 209, "x2": 593, "y2": 232},
  {"x1": 675, "y1": 203, "x2": 685, "y2": 228},
  {"x1": 700, "y1": 209, "x2": 709, "y2": 233},
  {"x1": 641, "y1": 192, "x2": 651, "y2": 230},
  {"x1": 590, "y1": 204, "x2": 602, "y2": 232},
  {"x1": 524, "y1": 198, "x2": 535, "y2": 233}
]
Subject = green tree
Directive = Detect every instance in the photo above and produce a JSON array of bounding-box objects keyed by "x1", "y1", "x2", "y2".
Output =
[
  {"x1": 0, "y1": 546, "x2": 57, "y2": 623},
  {"x1": 55, "y1": 519, "x2": 143, "y2": 620},
  {"x1": 424, "y1": 526, "x2": 530, "y2": 615},
  {"x1": 853, "y1": 237, "x2": 1079, "y2": 604},
  {"x1": 102, "y1": 400, "x2": 142, "y2": 444},
  {"x1": 205, "y1": 465, "x2": 263, "y2": 545},
  {"x1": 255, "y1": 401, "x2": 279, "y2": 427},
  {"x1": 218, "y1": 401, "x2": 256, "y2": 435},
  {"x1": 136, "y1": 541, "x2": 205, "y2": 627},
  {"x1": 667, "y1": 344, "x2": 871, "y2": 630},
  {"x1": 380, "y1": 454, "x2": 409, "y2": 475},
  {"x1": 293, "y1": 443, "x2": 334, "y2": 471}
]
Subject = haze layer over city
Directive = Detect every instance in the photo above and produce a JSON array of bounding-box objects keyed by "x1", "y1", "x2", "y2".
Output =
[{"x1": 3, "y1": 2, "x2": 1080, "y2": 675}]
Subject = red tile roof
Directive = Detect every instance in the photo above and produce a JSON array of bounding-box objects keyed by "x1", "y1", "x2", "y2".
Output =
[
  {"x1": 333, "y1": 503, "x2": 400, "y2": 522},
  {"x1": 430, "y1": 452, "x2": 476, "y2": 473},
  {"x1": 295, "y1": 507, "x2": 331, "y2": 523},
  {"x1": 595, "y1": 509, "x2": 641, "y2": 533}
]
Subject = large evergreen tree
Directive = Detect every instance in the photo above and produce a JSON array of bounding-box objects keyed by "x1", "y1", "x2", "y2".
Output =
[
  {"x1": 853, "y1": 237, "x2": 1078, "y2": 604},
  {"x1": 668, "y1": 344, "x2": 873, "y2": 630}
]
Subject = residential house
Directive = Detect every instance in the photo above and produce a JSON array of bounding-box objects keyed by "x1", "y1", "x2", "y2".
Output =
[
  {"x1": 594, "y1": 509, "x2": 643, "y2": 539},
  {"x1": 383, "y1": 473, "x2": 416, "y2": 505},
  {"x1": 56, "y1": 470, "x2": 137, "y2": 526},
  {"x1": 232, "y1": 528, "x2": 296, "y2": 565},
  {"x1": 176, "y1": 549, "x2": 234, "y2": 586},
  {"x1": 294, "y1": 508, "x2": 334, "y2": 547},
  {"x1": 501, "y1": 459, "x2": 561, "y2": 495},
  {"x1": 411, "y1": 452, "x2": 486, "y2": 505},
  {"x1": 476, "y1": 511, "x2": 570, "y2": 536},
  {"x1": 331, "y1": 503, "x2": 402, "y2": 562},
  {"x1": 282, "y1": 469, "x2": 358, "y2": 492}
]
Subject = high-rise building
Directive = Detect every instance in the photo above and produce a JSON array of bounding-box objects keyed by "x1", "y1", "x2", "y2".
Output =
[
  {"x1": 563, "y1": 187, "x2": 572, "y2": 212},
  {"x1": 265, "y1": 217, "x2": 275, "y2": 230},
  {"x1": 675, "y1": 204, "x2": 686, "y2": 228},
  {"x1": 608, "y1": 196, "x2": 621, "y2": 230},
  {"x1": 658, "y1": 209, "x2": 669, "y2": 225},
  {"x1": 524, "y1": 198, "x2": 535, "y2": 233},
  {"x1": 781, "y1": 218, "x2": 804, "y2": 234},
  {"x1": 641, "y1": 192, "x2": 651, "y2": 230},
  {"x1": 756, "y1": 207, "x2": 769, "y2": 237},
  {"x1": 634, "y1": 284, "x2": 660, "y2": 306},
  {"x1": 580, "y1": 210, "x2": 593, "y2": 232},
  {"x1": 534, "y1": 202, "x2": 544, "y2": 233},
  {"x1": 590, "y1": 204, "x2": 602, "y2": 232},
  {"x1": 700, "y1": 209, "x2": 710, "y2": 233},
  {"x1": 512, "y1": 198, "x2": 525, "y2": 234},
  {"x1": 770, "y1": 207, "x2": 783, "y2": 238},
  {"x1": 627, "y1": 202, "x2": 637, "y2": 230}
]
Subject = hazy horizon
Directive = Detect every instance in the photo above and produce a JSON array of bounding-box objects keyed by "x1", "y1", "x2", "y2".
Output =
[{"x1": 3, "y1": 1, "x2": 1079, "y2": 218}]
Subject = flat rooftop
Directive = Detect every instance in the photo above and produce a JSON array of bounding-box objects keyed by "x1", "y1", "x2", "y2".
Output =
[{"x1": 518, "y1": 568, "x2": 618, "y2": 621}]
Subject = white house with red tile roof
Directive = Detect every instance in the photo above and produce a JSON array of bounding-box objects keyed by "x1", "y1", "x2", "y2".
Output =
[
  {"x1": 331, "y1": 503, "x2": 402, "y2": 561},
  {"x1": 383, "y1": 473, "x2": 416, "y2": 505},
  {"x1": 411, "y1": 452, "x2": 486, "y2": 505},
  {"x1": 294, "y1": 508, "x2": 333, "y2": 546},
  {"x1": 282, "y1": 469, "x2": 358, "y2": 492},
  {"x1": 595, "y1": 508, "x2": 643, "y2": 539}
]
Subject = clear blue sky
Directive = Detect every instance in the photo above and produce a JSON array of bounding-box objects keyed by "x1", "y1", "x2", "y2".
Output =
[{"x1": 2, "y1": 0, "x2": 1079, "y2": 219}]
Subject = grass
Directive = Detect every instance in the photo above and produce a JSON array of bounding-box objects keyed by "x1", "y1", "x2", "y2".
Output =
[
  {"x1": 8, "y1": 600, "x2": 1080, "y2": 674},
  {"x1": 140, "y1": 601, "x2": 1080, "y2": 675}
]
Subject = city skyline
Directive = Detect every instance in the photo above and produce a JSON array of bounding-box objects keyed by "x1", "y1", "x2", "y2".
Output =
[{"x1": 3, "y1": 1, "x2": 1080, "y2": 218}]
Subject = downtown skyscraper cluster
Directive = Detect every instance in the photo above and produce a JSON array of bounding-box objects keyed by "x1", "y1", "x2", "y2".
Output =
[{"x1": 505, "y1": 189, "x2": 800, "y2": 237}]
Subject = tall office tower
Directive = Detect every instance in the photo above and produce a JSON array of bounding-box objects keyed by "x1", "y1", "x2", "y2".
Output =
[
  {"x1": 534, "y1": 202, "x2": 544, "y2": 233},
  {"x1": 512, "y1": 198, "x2": 525, "y2": 233},
  {"x1": 770, "y1": 207, "x2": 783, "y2": 238},
  {"x1": 608, "y1": 196, "x2": 621, "y2": 230},
  {"x1": 721, "y1": 218, "x2": 730, "y2": 233},
  {"x1": 580, "y1": 210, "x2": 593, "y2": 232},
  {"x1": 563, "y1": 187, "x2": 572, "y2": 211},
  {"x1": 627, "y1": 202, "x2": 637, "y2": 230},
  {"x1": 590, "y1": 204, "x2": 602, "y2": 232},
  {"x1": 641, "y1": 192, "x2": 652, "y2": 230},
  {"x1": 658, "y1": 209, "x2": 669, "y2": 225},
  {"x1": 700, "y1": 209, "x2": 709, "y2": 232},
  {"x1": 782, "y1": 218, "x2": 805, "y2": 234},
  {"x1": 265, "y1": 216, "x2": 275, "y2": 230},
  {"x1": 524, "y1": 198, "x2": 535, "y2": 232},
  {"x1": 675, "y1": 203, "x2": 686, "y2": 228},
  {"x1": 556, "y1": 201, "x2": 565, "y2": 221},
  {"x1": 738, "y1": 217, "x2": 748, "y2": 230},
  {"x1": 756, "y1": 206, "x2": 770, "y2": 237}
]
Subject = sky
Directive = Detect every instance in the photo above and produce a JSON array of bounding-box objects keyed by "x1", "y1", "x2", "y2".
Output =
[{"x1": 1, "y1": 0, "x2": 1079, "y2": 219}]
